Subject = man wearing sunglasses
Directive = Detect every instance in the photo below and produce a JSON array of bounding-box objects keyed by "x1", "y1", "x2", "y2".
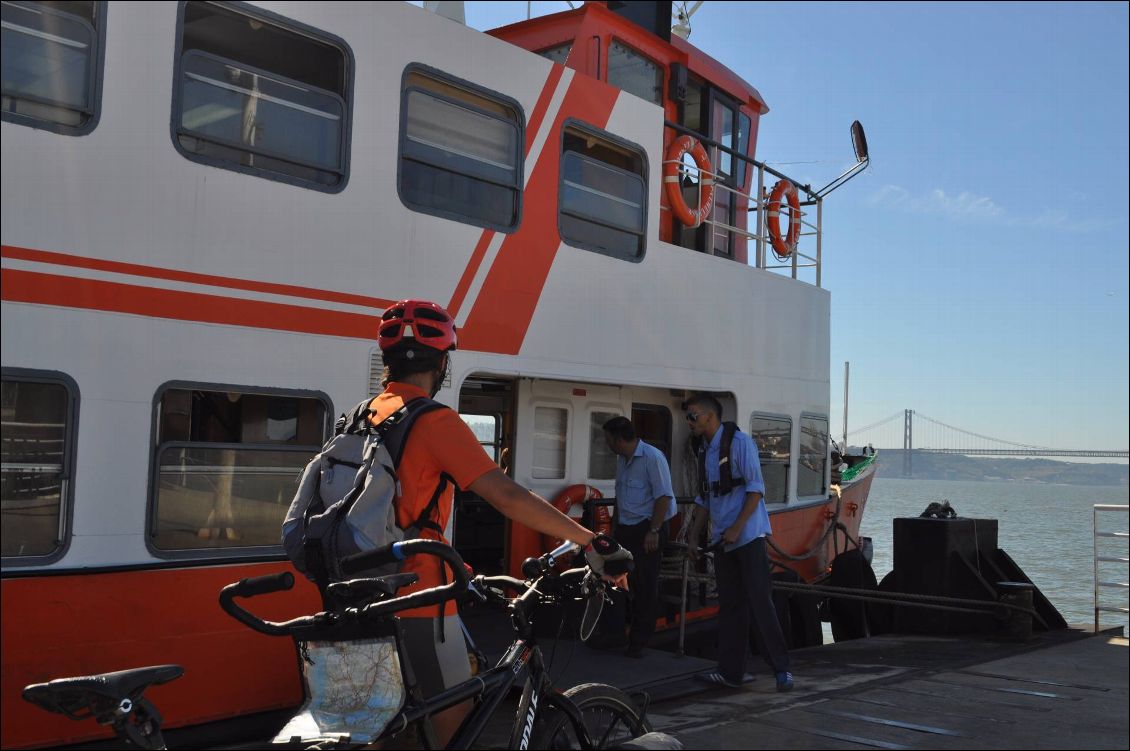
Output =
[{"x1": 684, "y1": 394, "x2": 794, "y2": 691}]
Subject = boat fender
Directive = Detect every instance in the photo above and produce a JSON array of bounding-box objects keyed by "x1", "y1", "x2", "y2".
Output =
[
  {"x1": 664, "y1": 134, "x2": 715, "y2": 228},
  {"x1": 766, "y1": 179, "x2": 802, "y2": 258}
]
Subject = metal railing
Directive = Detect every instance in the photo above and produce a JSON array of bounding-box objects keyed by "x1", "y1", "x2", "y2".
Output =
[
  {"x1": 1093, "y1": 504, "x2": 1129, "y2": 632},
  {"x1": 662, "y1": 121, "x2": 824, "y2": 286}
]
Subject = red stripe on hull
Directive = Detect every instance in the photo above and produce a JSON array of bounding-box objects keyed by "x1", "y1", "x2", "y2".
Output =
[
  {"x1": 1, "y1": 245, "x2": 392, "y2": 310},
  {"x1": 1, "y1": 562, "x2": 321, "y2": 749},
  {"x1": 1, "y1": 268, "x2": 380, "y2": 340}
]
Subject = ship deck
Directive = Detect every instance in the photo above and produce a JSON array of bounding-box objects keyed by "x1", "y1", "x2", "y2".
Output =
[{"x1": 472, "y1": 624, "x2": 1128, "y2": 749}]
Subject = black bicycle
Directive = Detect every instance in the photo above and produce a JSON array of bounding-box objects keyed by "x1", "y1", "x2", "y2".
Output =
[{"x1": 24, "y1": 540, "x2": 664, "y2": 750}]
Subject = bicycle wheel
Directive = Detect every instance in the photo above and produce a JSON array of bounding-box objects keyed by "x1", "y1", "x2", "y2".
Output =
[{"x1": 530, "y1": 682, "x2": 651, "y2": 749}]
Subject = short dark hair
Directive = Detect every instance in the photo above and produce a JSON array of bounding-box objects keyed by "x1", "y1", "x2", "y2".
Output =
[
  {"x1": 684, "y1": 393, "x2": 723, "y2": 420},
  {"x1": 602, "y1": 416, "x2": 635, "y2": 443},
  {"x1": 381, "y1": 346, "x2": 445, "y2": 387}
]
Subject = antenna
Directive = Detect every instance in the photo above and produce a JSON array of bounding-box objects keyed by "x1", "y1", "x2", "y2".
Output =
[{"x1": 672, "y1": 1, "x2": 704, "y2": 39}]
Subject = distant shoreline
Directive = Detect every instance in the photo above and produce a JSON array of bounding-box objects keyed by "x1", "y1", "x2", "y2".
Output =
[{"x1": 867, "y1": 450, "x2": 1129, "y2": 486}]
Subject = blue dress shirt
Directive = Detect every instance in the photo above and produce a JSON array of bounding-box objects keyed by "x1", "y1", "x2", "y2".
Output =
[
  {"x1": 693, "y1": 427, "x2": 770, "y2": 551},
  {"x1": 614, "y1": 440, "x2": 676, "y2": 526}
]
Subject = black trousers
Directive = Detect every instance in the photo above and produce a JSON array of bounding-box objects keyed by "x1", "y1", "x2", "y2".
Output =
[
  {"x1": 713, "y1": 537, "x2": 790, "y2": 680},
  {"x1": 615, "y1": 519, "x2": 667, "y2": 649}
]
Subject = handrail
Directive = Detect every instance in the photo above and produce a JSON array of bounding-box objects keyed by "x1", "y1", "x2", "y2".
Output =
[
  {"x1": 1093, "y1": 504, "x2": 1129, "y2": 632},
  {"x1": 662, "y1": 121, "x2": 823, "y2": 286}
]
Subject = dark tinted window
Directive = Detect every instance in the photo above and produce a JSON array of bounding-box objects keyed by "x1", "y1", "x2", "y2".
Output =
[
  {"x1": 1, "y1": 377, "x2": 74, "y2": 557},
  {"x1": 560, "y1": 124, "x2": 647, "y2": 260},
  {"x1": 174, "y1": 2, "x2": 351, "y2": 191},
  {"x1": 399, "y1": 68, "x2": 522, "y2": 231},
  {"x1": 751, "y1": 414, "x2": 790, "y2": 503},
  {"x1": 1, "y1": 1, "x2": 104, "y2": 133},
  {"x1": 798, "y1": 415, "x2": 829, "y2": 497},
  {"x1": 151, "y1": 387, "x2": 327, "y2": 552}
]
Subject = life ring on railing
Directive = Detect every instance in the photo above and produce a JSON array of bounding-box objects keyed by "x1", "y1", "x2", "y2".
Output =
[
  {"x1": 664, "y1": 135, "x2": 715, "y2": 228},
  {"x1": 544, "y1": 484, "x2": 611, "y2": 552},
  {"x1": 767, "y1": 179, "x2": 802, "y2": 258}
]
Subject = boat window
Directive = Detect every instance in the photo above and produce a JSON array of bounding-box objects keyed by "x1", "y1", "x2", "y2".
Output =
[
  {"x1": 607, "y1": 40, "x2": 663, "y2": 105},
  {"x1": 173, "y1": 2, "x2": 352, "y2": 192},
  {"x1": 751, "y1": 413, "x2": 791, "y2": 503},
  {"x1": 588, "y1": 410, "x2": 621, "y2": 481},
  {"x1": 798, "y1": 414, "x2": 829, "y2": 498},
  {"x1": 399, "y1": 67, "x2": 523, "y2": 232},
  {"x1": 461, "y1": 413, "x2": 500, "y2": 461},
  {"x1": 150, "y1": 386, "x2": 328, "y2": 553},
  {"x1": 559, "y1": 123, "x2": 647, "y2": 261},
  {"x1": 1, "y1": 1, "x2": 105, "y2": 135},
  {"x1": 1, "y1": 372, "x2": 77, "y2": 560},
  {"x1": 531, "y1": 406, "x2": 567, "y2": 479},
  {"x1": 537, "y1": 43, "x2": 572, "y2": 66}
]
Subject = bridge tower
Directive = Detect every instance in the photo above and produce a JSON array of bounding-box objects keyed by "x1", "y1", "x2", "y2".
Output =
[{"x1": 903, "y1": 409, "x2": 913, "y2": 477}]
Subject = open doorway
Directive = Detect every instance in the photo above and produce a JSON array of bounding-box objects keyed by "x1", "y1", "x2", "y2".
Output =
[{"x1": 454, "y1": 376, "x2": 515, "y2": 574}]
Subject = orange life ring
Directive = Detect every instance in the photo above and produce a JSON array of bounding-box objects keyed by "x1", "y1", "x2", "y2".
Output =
[
  {"x1": 664, "y1": 135, "x2": 715, "y2": 228},
  {"x1": 543, "y1": 484, "x2": 611, "y2": 553},
  {"x1": 767, "y1": 179, "x2": 802, "y2": 257}
]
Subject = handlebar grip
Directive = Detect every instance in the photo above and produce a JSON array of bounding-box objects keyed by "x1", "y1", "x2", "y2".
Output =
[
  {"x1": 340, "y1": 543, "x2": 403, "y2": 576},
  {"x1": 233, "y1": 571, "x2": 295, "y2": 597}
]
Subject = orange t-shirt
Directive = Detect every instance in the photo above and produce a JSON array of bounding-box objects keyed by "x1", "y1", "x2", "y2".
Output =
[{"x1": 368, "y1": 382, "x2": 497, "y2": 617}]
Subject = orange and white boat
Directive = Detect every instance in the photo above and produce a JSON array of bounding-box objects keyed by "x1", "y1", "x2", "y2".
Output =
[{"x1": 1, "y1": 1, "x2": 872, "y2": 746}]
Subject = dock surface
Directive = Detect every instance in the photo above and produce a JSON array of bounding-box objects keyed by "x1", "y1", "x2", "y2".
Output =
[{"x1": 645, "y1": 629, "x2": 1128, "y2": 750}]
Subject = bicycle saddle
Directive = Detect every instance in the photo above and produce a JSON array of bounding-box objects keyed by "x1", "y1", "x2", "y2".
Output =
[
  {"x1": 326, "y1": 572, "x2": 420, "y2": 607},
  {"x1": 23, "y1": 664, "x2": 184, "y2": 719}
]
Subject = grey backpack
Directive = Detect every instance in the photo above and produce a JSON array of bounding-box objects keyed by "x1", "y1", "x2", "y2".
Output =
[{"x1": 282, "y1": 396, "x2": 447, "y2": 593}]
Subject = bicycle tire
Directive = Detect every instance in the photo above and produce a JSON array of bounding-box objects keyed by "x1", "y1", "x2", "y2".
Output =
[{"x1": 529, "y1": 682, "x2": 651, "y2": 749}]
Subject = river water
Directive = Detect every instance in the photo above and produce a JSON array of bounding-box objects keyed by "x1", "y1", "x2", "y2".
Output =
[{"x1": 858, "y1": 477, "x2": 1130, "y2": 633}]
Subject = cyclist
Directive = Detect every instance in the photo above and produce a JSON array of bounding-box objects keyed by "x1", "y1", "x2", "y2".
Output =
[{"x1": 369, "y1": 299, "x2": 631, "y2": 745}]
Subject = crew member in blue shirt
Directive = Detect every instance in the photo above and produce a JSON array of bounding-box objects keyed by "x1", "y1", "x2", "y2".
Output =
[
  {"x1": 603, "y1": 416, "x2": 676, "y2": 658},
  {"x1": 684, "y1": 394, "x2": 794, "y2": 691}
]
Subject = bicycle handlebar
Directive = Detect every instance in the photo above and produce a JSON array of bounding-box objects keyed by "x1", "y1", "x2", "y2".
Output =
[{"x1": 219, "y1": 540, "x2": 470, "y2": 637}]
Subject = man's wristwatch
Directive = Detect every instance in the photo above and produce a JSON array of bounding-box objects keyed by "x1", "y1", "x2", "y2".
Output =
[{"x1": 648, "y1": 527, "x2": 660, "y2": 535}]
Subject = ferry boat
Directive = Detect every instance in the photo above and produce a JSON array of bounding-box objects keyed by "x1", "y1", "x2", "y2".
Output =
[{"x1": 0, "y1": 1, "x2": 873, "y2": 746}]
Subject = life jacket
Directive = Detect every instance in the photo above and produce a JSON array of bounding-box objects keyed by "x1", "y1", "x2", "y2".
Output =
[{"x1": 697, "y1": 421, "x2": 746, "y2": 497}]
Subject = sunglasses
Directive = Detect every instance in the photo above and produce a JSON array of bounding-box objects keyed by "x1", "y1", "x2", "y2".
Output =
[{"x1": 685, "y1": 411, "x2": 703, "y2": 423}]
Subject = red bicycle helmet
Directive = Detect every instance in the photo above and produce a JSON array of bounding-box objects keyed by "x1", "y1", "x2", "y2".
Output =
[{"x1": 378, "y1": 299, "x2": 458, "y2": 353}]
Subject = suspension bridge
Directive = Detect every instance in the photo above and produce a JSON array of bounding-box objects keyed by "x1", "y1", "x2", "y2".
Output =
[{"x1": 846, "y1": 410, "x2": 1129, "y2": 477}]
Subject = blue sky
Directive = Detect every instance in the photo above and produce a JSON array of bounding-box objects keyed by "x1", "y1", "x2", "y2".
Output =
[{"x1": 417, "y1": 2, "x2": 1129, "y2": 456}]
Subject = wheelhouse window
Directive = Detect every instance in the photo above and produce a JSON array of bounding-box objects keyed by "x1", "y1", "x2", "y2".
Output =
[
  {"x1": 559, "y1": 123, "x2": 647, "y2": 260},
  {"x1": 1, "y1": 373, "x2": 76, "y2": 559},
  {"x1": 1, "y1": 1, "x2": 105, "y2": 134},
  {"x1": 151, "y1": 386, "x2": 328, "y2": 552},
  {"x1": 174, "y1": 2, "x2": 351, "y2": 191},
  {"x1": 751, "y1": 414, "x2": 791, "y2": 503},
  {"x1": 588, "y1": 410, "x2": 621, "y2": 481},
  {"x1": 399, "y1": 67, "x2": 523, "y2": 231},
  {"x1": 607, "y1": 40, "x2": 663, "y2": 105},
  {"x1": 537, "y1": 43, "x2": 571, "y2": 66},
  {"x1": 798, "y1": 414, "x2": 829, "y2": 498},
  {"x1": 531, "y1": 406, "x2": 567, "y2": 480}
]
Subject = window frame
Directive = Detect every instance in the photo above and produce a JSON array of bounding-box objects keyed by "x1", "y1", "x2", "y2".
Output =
[
  {"x1": 145, "y1": 380, "x2": 332, "y2": 561},
  {"x1": 169, "y1": 0, "x2": 355, "y2": 193},
  {"x1": 750, "y1": 411, "x2": 792, "y2": 505},
  {"x1": 586, "y1": 407, "x2": 624, "y2": 482},
  {"x1": 557, "y1": 118, "x2": 649, "y2": 263},
  {"x1": 0, "y1": 368, "x2": 79, "y2": 566},
  {"x1": 797, "y1": 412, "x2": 830, "y2": 500},
  {"x1": 0, "y1": 0, "x2": 107, "y2": 136},
  {"x1": 396, "y1": 63, "x2": 525, "y2": 233},
  {"x1": 530, "y1": 402, "x2": 571, "y2": 481}
]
